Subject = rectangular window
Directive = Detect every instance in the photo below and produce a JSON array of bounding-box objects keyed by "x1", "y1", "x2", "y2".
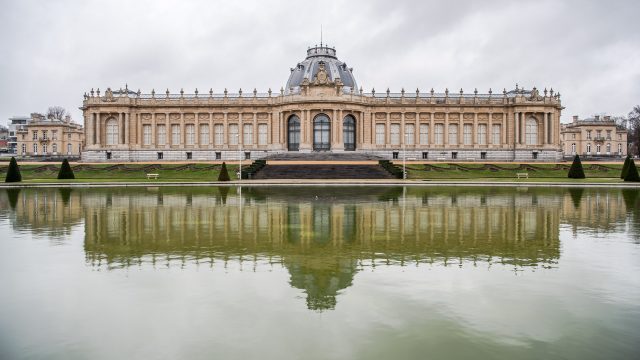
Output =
[
  {"x1": 480, "y1": 152, "x2": 487, "y2": 160},
  {"x1": 390, "y1": 124, "x2": 400, "y2": 145},
  {"x1": 22, "y1": 144, "x2": 26, "y2": 155},
  {"x1": 67, "y1": 143, "x2": 71, "y2": 154},
  {"x1": 375, "y1": 124, "x2": 385, "y2": 145},
  {"x1": 32, "y1": 131, "x2": 37, "y2": 140},
  {"x1": 229, "y1": 124, "x2": 239, "y2": 145},
  {"x1": 419, "y1": 124, "x2": 429, "y2": 145},
  {"x1": 477, "y1": 124, "x2": 487, "y2": 145},
  {"x1": 185, "y1": 124, "x2": 195, "y2": 145},
  {"x1": 245, "y1": 152, "x2": 251, "y2": 160},
  {"x1": 171, "y1": 124, "x2": 180, "y2": 145},
  {"x1": 422, "y1": 152, "x2": 428, "y2": 159},
  {"x1": 214, "y1": 124, "x2": 224, "y2": 145},
  {"x1": 392, "y1": 151, "x2": 399, "y2": 159},
  {"x1": 243, "y1": 124, "x2": 253, "y2": 145},
  {"x1": 42, "y1": 130, "x2": 48, "y2": 140},
  {"x1": 199, "y1": 124, "x2": 210, "y2": 145},
  {"x1": 215, "y1": 152, "x2": 221, "y2": 160},
  {"x1": 463, "y1": 124, "x2": 472, "y2": 145},
  {"x1": 596, "y1": 130, "x2": 602, "y2": 139},
  {"x1": 33, "y1": 143, "x2": 38, "y2": 154},
  {"x1": 451, "y1": 152, "x2": 458, "y2": 159},
  {"x1": 157, "y1": 125, "x2": 166, "y2": 146},
  {"x1": 157, "y1": 152, "x2": 163, "y2": 160},
  {"x1": 435, "y1": 124, "x2": 444, "y2": 145},
  {"x1": 43, "y1": 144, "x2": 48, "y2": 154},
  {"x1": 68, "y1": 133, "x2": 71, "y2": 140},
  {"x1": 258, "y1": 124, "x2": 268, "y2": 145},
  {"x1": 532, "y1": 152, "x2": 538, "y2": 160},
  {"x1": 106, "y1": 151, "x2": 112, "y2": 159},
  {"x1": 405, "y1": 124, "x2": 415, "y2": 145},
  {"x1": 587, "y1": 130, "x2": 591, "y2": 140},
  {"x1": 186, "y1": 152, "x2": 192, "y2": 160},
  {"x1": 492, "y1": 124, "x2": 501, "y2": 145},
  {"x1": 449, "y1": 124, "x2": 458, "y2": 145},
  {"x1": 52, "y1": 130, "x2": 58, "y2": 140},
  {"x1": 143, "y1": 125, "x2": 152, "y2": 145}
]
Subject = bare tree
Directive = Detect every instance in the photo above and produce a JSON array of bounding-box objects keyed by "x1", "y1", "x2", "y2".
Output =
[
  {"x1": 46, "y1": 106, "x2": 67, "y2": 120},
  {"x1": 628, "y1": 105, "x2": 640, "y2": 156}
]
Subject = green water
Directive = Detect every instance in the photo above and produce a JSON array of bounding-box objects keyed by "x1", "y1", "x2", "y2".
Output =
[{"x1": 0, "y1": 186, "x2": 639, "y2": 359}]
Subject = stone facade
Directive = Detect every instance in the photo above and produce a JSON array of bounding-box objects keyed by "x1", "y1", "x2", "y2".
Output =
[
  {"x1": 81, "y1": 45, "x2": 564, "y2": 162},
  {"x1": 16, "y1": 113, "x2": 84, "y2": 158},
  {"x1": 560, "y1": 115, "x2": 627, "y2": 158}
]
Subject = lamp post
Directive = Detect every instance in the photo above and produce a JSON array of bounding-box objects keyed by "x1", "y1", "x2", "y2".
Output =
[
  {"x1": 234, "y1": 133, "x2": 242, "y2": 182},
  {"x1": 403, "y1": 133, "x2": 408, "y2": 180}
]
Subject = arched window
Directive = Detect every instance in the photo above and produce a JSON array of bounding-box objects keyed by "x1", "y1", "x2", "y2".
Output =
[
  {"x1": 105, "y1": 118, "x2": 119, "y2": 145},
  {"x1": 343, "y1": 115, "x2": 356, "y2": 151},
  {"x1": 587, "y1": 143, "x2": 591, "y2": 153},
  {"x1": 313, "y1": 114, "x2": 330, "y2": 151},
  {"x1": 571, "y1": 143, "x2": 576, "y2": 154},
  {"x1": 288, "y1": 115, "x2": 300, "y2": 151},
  {"x1": 606, "y1": 143, "x2": 611, "y2": 154},
  {"x1": 52, "y1": 143, "x2": 57, "y2": 154},
  {"x1": 525, "y1": 118, "x2": 538, "y2": 145}
]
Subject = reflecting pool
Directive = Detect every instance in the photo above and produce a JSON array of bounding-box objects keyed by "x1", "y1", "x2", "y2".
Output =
[{"x1": 0, "y1": 186, "x2": 639, "y2": 359}]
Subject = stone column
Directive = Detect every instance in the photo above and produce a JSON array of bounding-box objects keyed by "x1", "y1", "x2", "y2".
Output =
[
  {"x1": 124, "y1": 112, "x2": 130, "y2": 146},
  {"x1": 514, "y1": 112, "x2": 519, "y2": 145},
  {"x1": 95, "y1": 112, "x2": 101, "y2": 146},
  {"x1": 444, "y1": 113, "x2": 449, "y2": 146},
  {"x1": 223, "y1": 112, "x2": 228, "y2": 146},
  {"x1": 488, "y1": 112, "x2": 493, "y2": 147},
  {"x1": 165, "y1": 112, "x2": 170, "y2": 149},
  {"x1": 502, "y1": 113, "x2": 507, "y2": 146},
  {"x1": 400, "y1": 112, "x2": 405, "y2": 147},
  {"x1": 151, "y1": 113, "x2": 156, "y2": 147},
  {"x1": 208, "y1": 112, "x2": 214, "y2": 149},
  {"x1": 118, "y1": 112, "x2": 123, "y2": 144},
  {"x1": 180, "y1": 113, "x2": 185, "y2": 147},
  {"x1": 385, "y1": 112, "x2": 390, "y2": 146},
  {"x1": 429, "y1": 112, "x2": 435, "y2": 147},
  {"x1": 473, "y1": 113, "x2": 478, "y2": 147},
  {"x1": 253, "y1": 112, "x2": 258, "y2": 147},
  {"x1": 542, "y1": 112, "x2": 548, "y2": 145},
  {"x1": 194, "y1": 112, "x2": 199, "y2": 147},
  {"x1": 458, "y1": 112, "x2": 464, "y2": 146}
]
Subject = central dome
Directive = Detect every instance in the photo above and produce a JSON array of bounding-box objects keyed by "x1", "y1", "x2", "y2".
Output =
[{"x1": 285, "y1": 45, "x2": 358, "y2": 94}]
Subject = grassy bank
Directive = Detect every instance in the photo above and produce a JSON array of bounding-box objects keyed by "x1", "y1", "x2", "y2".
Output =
[
  {"x1": 400, "y1": 163, "x2": 625, "y2": 181},
  {"x1": 0, "y1": 163, "x2": 239, "y2": 182}
]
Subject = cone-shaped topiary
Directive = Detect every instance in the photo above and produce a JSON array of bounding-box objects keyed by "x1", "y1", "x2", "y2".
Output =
[
  {"x1": 623, "y1": 158, "x2": 640, "y2": 182},
  {"x1": 57, "y1": 159, "x2": 75, "y2": 180},
  {"x1": 217, "y1": 162, "x2": 230, "y2": 181},
  {"x1": 5, "y1": 157, "x2": 22, "y2": 182},
  {"x1": 620, "y1": 155, "x2": 631, "y2": 179},
  {"x1": 568, "y1": 155, "x2": 586, "y2": 179}
]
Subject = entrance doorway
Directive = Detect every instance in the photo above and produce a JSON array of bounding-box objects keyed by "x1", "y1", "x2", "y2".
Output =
[
  {"x1": 288, "y1": 115, "x2": 300, "y2": 151},
  {"x1": 313, "y1": 114, "x2": 331, "y2": 151},
  {"x1": 343, "y1": 115, "x2": 356, "y2": 151}
]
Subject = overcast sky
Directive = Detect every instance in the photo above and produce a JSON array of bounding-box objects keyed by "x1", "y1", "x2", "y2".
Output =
[{"x1": 1, "y1": 0, "x2": 639, "y2": 126}]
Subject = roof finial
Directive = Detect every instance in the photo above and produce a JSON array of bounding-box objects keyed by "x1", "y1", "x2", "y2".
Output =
[{"x1": 320, "y1": 24, "x2": 323, "y2": 47}]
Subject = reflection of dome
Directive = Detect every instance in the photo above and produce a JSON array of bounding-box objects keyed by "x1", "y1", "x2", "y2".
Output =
[
  {"x1": 285, "y1": 45, "x2": 358, "y2": 94},
  {"x1": 286, "y1": 258, "x2": 357, "y2": 311}
]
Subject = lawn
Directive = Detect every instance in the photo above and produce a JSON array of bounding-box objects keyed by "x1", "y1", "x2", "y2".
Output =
[
  {"x1": 0, "y1": 163, "x2": 240, "y2": 182},
  {"x1": 400, "y1": 163, "x2": 625, "y2": 181}
]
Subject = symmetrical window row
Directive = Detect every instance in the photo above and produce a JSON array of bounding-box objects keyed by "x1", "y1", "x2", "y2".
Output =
[
  {"x1": 139, "y1": 123, "x2": 269, "y2": 146},
  {"x1": 375, "y1": 123, "x2": 503, "y2": 146}
]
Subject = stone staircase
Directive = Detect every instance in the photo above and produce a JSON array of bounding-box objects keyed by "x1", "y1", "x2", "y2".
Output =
[{"x1": 251, "y1": 164, "x2": 395, "y2": 179}]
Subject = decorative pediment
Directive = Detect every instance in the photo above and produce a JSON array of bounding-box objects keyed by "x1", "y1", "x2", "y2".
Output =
[{"x1": 313, "y1": 62, "x2": 332, "y2": 85}]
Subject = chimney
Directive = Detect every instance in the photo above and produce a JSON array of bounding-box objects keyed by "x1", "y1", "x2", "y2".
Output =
[
  {"x1": 64, "y1": 115, "x2": 71, "y2": 123},
  {"x1": 572, "y1": 115, "x2": 578, "y2": 123},
  {"x1": 594, "y1": 115, "x2": 600, "y2": 121},
  {"x1": 604, "y1": 115, "x2": 610, "y2": 121}
]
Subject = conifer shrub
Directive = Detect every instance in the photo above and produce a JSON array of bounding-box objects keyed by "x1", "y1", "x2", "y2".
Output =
[
  {"x1": 623, "y1": 158, "x2": 640, "y2": 182},
  {"x1": 218, "y1": 162, "x2": 231, "y2": 181},
  {"x1": 567, "y1": 155, "x2": 586, "y2": 179},
  {"x1": 4, "y1": 157, "x2": 22, "y2": 182},
  {"x1": 57, "y1": 159, "x2": 75, "y2": 180},
  {"x1": 620, "y1": 155, "x2": 631, "y2": 179}
]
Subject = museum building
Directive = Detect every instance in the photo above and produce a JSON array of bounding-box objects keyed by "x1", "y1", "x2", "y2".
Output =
[{"x1": 80, "y1": 44, "x2": 564, "y2": 162}]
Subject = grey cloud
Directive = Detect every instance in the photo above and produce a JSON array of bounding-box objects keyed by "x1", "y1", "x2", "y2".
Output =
[{"x1": 1, "y1": 0, "x2": 639, "y2": 124}]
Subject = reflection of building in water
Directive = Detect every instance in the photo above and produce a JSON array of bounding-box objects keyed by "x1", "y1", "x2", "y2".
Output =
[
  {"x1": 1, "y1": 188, "x2": 83, "y2": 238},
  {"x1": 560, "y1": 188, "x2": 633, "y2": 234},
  {"x1": 75, "y1": 187, "x2": 564, "y2": 310}
]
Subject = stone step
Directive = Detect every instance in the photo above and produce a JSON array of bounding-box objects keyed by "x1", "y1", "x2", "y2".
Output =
[{"x1": 251, "y1": 164, "x2": 395, "y2": 179}]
